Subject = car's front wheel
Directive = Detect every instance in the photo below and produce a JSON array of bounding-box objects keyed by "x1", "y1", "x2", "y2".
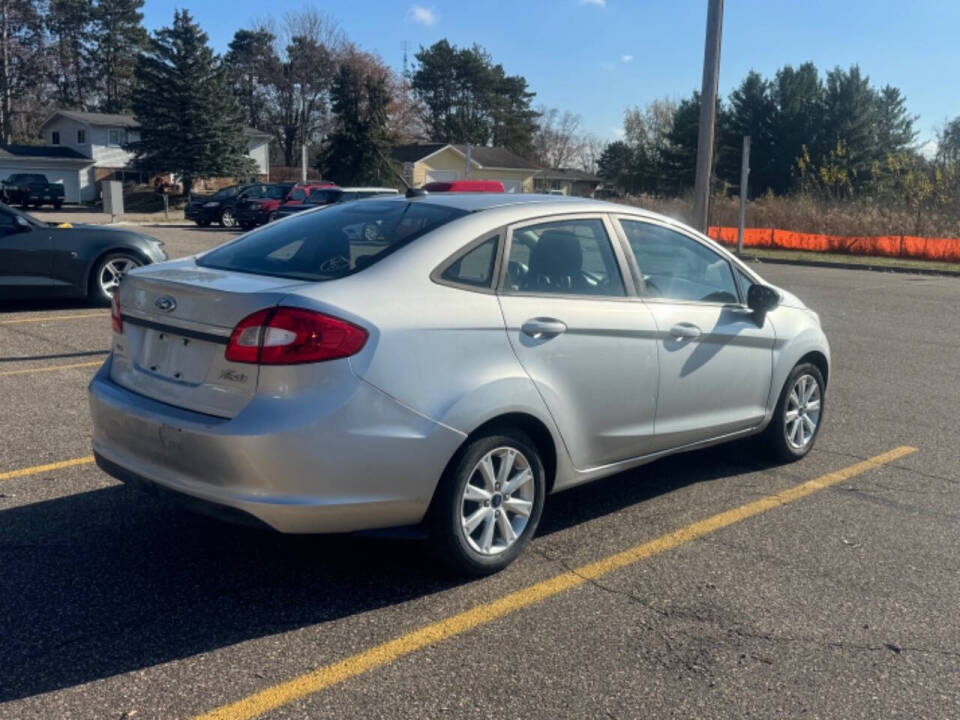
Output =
[
  {"x1": 219, "y1": 208, "x2": 237, "y2": 228},
  {"x1": 764, "y1": 362, "x2": 825, "y2": 462},
  {"x1": 430, "y1": 431, "x2": 545, "y2": 576},
  {"x1": 90, "y1": 253, "x2": 142, "y2": 305}
]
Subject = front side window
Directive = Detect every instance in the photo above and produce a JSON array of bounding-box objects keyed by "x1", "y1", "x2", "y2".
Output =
[
  {"x1": 504, "y1": 218, "x2": 624, "y2": 297},
  {"x1": 198, "y1": 200, "x2": 467, "y2": 281},
  {"x1": 619, "y1": 220, "x2": 738, "y2": 304},
  {"x1": 441, "y1": 236, "x2": 499, "y2": 288}
]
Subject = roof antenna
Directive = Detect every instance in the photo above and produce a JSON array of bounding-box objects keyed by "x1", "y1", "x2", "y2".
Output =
[{"x1": 376, "y1": 146, "x2": 428, "y2": 198}]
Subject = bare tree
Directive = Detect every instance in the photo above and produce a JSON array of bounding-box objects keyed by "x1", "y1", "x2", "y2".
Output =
[
  {"x1": 577, "y1": 133, "x2": 606, "y2": 175},
  {"x1": 623, "y1": 97, "x2": 676, "y2": 165},
  {"x1": 534, "y1": 107, "x2": 585, "y2": 168},
  {"x1": 255, "y1": 10, "x2": 346, "y2": 166}
]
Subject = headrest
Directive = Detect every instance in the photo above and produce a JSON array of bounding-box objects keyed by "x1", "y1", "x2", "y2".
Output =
[{"x1": 529, "y1": 229, "x2": 583, "y2": 278}]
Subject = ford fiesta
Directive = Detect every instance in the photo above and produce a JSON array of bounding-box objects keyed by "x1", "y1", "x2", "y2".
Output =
[{"x1": 89, "y1": 194, "x2": 830, "y2": 575}]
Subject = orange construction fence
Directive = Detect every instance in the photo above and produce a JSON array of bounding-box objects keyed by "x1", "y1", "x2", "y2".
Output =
[{"x1": 707, "y1": 226, "x2": 960, "y2": 263}]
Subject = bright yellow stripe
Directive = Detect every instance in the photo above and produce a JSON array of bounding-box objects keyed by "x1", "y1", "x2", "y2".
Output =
[
  {"x1": 0, "y1": 360, "x2": 103, "y2": 377},
  {"x1": 0, "y1": 313, "x2": 108, "y2": 325},
  {"x1": 194, "y1": 445, "x2": 916, "y2": 720},
  {"x1": 0, "y1": 455, "x2": 95, "y2": 482}
]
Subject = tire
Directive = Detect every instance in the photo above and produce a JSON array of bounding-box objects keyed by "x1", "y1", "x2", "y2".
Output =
[
  {"x1": 762, "y1": 362, "x2": 826, "y2": 462},
  {"x1": 89, "y1": 252, "x2": 142, "y2": 306},
  {"x1": 219, "y1": 208, "x2": 237, "y2": 228},
  {"x1": 429, "y1": 430, "x2": 546, "y2": 576}
]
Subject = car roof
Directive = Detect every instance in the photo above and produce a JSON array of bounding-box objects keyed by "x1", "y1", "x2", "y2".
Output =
[
  {"x1": 328, "y1": 187, "x2": 399, "y2": 192},
  {"x1": 378, "y1": 191, "x2": 652, "y2": 216}
]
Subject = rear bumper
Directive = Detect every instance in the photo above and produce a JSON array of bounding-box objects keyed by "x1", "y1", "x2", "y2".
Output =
[{"x1": 88, "y1": 359, "x2": 465, "y2": 533}]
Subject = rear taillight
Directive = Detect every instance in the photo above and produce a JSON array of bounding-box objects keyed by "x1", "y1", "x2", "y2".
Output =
[
  {"x1": 225, "y1": 307, "x2": 368, "y2": 365},
  {"x1": 111, "y1": 295, "x2": 123, "y2": 334}
]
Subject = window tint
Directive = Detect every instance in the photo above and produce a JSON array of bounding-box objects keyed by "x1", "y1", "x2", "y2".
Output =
[
  {"x1": 619, "y1": 220, "x2": 738, "y2": 304},
  {"x1": 198, "y1": 200, "x2": 467, "y2": 281},
  {"x1": 441, "y1": 236, "x2": 498, "y2": 288},
  {"x1": 288, "y1": 188, "x2": 307, "y2": 201},
  {"x1": 505, "y1": 218, "x2": 624, "y2": 297},
  {"x1": 735, "y1": 268, "x2": 754, "y2": 302}
]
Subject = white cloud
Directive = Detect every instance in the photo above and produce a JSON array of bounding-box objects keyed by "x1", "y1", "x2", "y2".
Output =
[
  {"x1": 919, "y1": 138, "x2": 938, "y2": 159},
  {"x1": 621, "y1": 54, "x2": 633, "y2": 63},
  {"x1": 580, "y1": 0, "x2": 606, "y2": 6},
  {"x1": 409, "y1": 5, "x2": 436, "y2": 26}
]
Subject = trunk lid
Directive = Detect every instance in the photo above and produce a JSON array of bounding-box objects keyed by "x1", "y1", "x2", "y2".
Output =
[{"x1": 110, "y1": 258, "x2": 306, "y2": 417}]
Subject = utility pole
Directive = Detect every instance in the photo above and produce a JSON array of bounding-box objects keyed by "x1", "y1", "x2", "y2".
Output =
[
  {"x1": 691, "y1": 0, "x2": 724, "y2": 233},
  {"x1": 301, "y1": 143, "x2": 307, "y2": 183},
  {"x1": 737, "y1": 135, "x2": 750, "y2": 254}
]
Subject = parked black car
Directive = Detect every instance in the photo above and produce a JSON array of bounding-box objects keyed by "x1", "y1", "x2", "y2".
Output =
[
  {"x1": 272, "y1": 187, "x2": 399, "y2": 220},
  {"x1": 185, "y1": 184, "x2": 256, "y2": 228},
  {"x1": 0, "y1": 202, "x2": 166, "y2": 304},
  {"x1": 233, "y1": 182, "x2": 295, "y2": 230},
  {"x1": 1, "y1": 173, "x2": 65, "y2": 209}
]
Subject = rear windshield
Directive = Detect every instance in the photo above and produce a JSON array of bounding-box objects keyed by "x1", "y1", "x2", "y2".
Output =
[{"x1": 197, "y1": 200, "x2": 467, "y2": 281}]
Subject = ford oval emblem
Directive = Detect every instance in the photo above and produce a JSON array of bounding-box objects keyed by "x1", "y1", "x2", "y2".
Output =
[{"x1": 154, "y1": 295, "x2": 177, "y2": 312}]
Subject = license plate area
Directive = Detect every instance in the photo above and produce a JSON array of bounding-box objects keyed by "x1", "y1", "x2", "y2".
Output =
[{"x1": 135, "y1": 328, "x2": 216, "y2": 384}]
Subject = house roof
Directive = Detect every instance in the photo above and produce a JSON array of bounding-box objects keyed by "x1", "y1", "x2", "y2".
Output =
[
  {"x1": 535, "y1": 167, "x2": 604, "y2": 183},
  {"x1": 45, "y1": 110, "x2": 141, "y2": 128},
  {"x1": 391, "y1": 143, "x2": 539, "y2": 170},
  {"x1": 0, "y1": 144, "x2": 91, "y2": 161}
]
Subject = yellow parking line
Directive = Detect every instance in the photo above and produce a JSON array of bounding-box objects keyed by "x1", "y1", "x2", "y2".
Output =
[
  {"x1": 194, "y1": 445, "x2": 917, "y2": 720},
  {"x1": 0, "y1": 360, "x2": 103, "y2": 377},
  {"x1": 0, "y1": 455, "x2": 95, "y2": 482},
  {"x1": 0, "y1": 313, "x2": 108, "y2": 325}
]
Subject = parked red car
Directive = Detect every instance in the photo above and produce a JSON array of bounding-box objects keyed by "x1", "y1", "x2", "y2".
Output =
[
  {"x1": 232, "y1": 183, "x2": 295, "y2": 230},
  {"x1": 422, "y1": 180, "x2": 504, "y2": 193},
  {"x1": 265, "y1": 181, "x2": 337, "y2": 221}
]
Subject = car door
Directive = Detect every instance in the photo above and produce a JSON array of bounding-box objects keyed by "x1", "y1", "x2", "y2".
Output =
[
  {"x1": 0, "y1": 208, "x2": 53, "y2": 295},
  {"x1": 615, "y1": 217, "x2": 775, "y2": 449},
  {"x1": 496, "y1": 214, "x2": 660, "y2": 470}
]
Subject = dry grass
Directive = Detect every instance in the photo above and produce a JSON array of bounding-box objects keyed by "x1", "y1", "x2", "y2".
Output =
[{"x1": 620, "y1": 193, "x2": 960, "y2": 239}]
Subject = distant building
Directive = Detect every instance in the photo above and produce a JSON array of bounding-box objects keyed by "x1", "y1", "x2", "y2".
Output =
[
  {"x1": 533, "y1": 167, "x2": 604, "y2": 197},
  {"x1": 24, "y1": 111, "x2": 272, "y2": 202},
  {"x1": 391, "y1": 143, "x2": 539, "y2": 193}
]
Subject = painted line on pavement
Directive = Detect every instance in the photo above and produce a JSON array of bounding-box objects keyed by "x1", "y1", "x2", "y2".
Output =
[
  {"x1": 0, "y1": 360, "x2": 103, "y2": 377},
  {"x1": 193, "y1": 445, "x2": 917, "y2": 720},
  {"x1": 0, "y1": 313, "x2": 108, "y2": 325},
  {"x1": 0, "y1": 455, "x2": 95, "y2": 482}
]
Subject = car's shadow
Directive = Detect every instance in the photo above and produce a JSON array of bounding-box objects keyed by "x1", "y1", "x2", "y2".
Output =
[
  {"x1": 0, "y1": 298, "x2": 103, "y2": 313},
  {"x1": 0, "y1": 442, "x2": 774, "y2": 702}
]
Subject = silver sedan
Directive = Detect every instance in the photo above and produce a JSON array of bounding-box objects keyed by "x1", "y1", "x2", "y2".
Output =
[{"x1": 89, "y1": 194, "x2": 830, "y2": 574}]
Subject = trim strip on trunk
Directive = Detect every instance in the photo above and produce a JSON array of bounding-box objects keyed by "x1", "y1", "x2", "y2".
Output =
[{"x1": 122, "y1": 315, "x2": 230, "y2": 345}]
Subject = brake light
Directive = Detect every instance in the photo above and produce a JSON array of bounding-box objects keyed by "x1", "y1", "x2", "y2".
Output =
[
  {"x1": 111, "y1": 295, "x2": 123, "y2": 334},
  {"x1": 225, "y1": 307, "x2": 368, "y2": 365}
]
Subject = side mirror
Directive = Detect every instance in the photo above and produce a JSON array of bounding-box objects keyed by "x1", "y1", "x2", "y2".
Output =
[{"x1": 747, "y1": 283, "x2": 780, "y2": 314}]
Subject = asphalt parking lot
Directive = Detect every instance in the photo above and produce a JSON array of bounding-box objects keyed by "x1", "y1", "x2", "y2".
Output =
[{"x1": 1, "y1": 223, "x2": 958, "y2": 719}]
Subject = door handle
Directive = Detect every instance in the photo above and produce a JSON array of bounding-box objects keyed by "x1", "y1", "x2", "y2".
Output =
[
  {"x1": 521, "y1": 317, "x2": 567, "y2": 338},
  {"x1": 669, "y1": 322, "x2": 701, "y2": 340}
]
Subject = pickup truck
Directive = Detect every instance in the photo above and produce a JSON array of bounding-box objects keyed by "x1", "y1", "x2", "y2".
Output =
[{"x1": 1, "y1": 174, "x2": 65, "y2": 209}]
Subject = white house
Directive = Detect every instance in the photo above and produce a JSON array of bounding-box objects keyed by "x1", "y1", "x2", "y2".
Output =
[{"x1": 31, "y1": 111, "x2": 272, "y2": 202}]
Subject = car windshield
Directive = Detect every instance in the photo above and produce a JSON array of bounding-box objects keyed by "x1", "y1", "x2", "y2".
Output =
[
  {"x1": 306, "y1": 189, "x2": 342, "y2": 205},
  {"x1": 212, "y1": 187, "x2": 236, "y2": 200},
  {"x1": 197, "y1": 200, "x2": 467, "y2": 281}
]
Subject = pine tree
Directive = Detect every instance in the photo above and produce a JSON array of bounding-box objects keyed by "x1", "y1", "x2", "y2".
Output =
[
  {"x1": 318, "y1": 57, "x2": 394, "y2": 185},
  {"x1": 129, "y1": 10, "x2": 255, "y2": 197},
  {"x1": 90, "y1": 0, "x2": 148, "y2": 112},
  {"x1": 47, "y1": 0, "x2": 93, "y2": 108}
]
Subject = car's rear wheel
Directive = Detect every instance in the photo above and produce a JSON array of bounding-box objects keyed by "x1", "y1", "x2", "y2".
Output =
[
  {"x1": 430, "y1": 431, "x2": 545, "y2": 576},
  {"x1": 219, "y1": 208, "x2": 236, "y2": 228},
  {"x1": 763, "y1": 362, "x2": 825, "y2": 462},
  {"x1": 90, "y1": 253, "x2": 142, "y2": 305}
]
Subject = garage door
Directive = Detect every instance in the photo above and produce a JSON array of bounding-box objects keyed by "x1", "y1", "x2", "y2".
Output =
[
  {"x1": 0, "y1": 164, "x2": 81, "y2": 203},
  {"x1": 425, "y1": 170, "x2": 457, "y2": 184}
]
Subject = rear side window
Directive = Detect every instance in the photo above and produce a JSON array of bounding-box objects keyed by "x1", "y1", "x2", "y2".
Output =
[
  {"x1": 198, "y1": 200, "x2": 467, "y2": 281},
  {"x1": 441, "y1": 236, "x2": 499, "y2": 288},
  {"x1": 504, "y1": 218, "x2": 625, "y2": 297}
]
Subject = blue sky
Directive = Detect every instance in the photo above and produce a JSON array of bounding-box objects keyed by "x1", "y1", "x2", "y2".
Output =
[{"x1": 142, "y1": 0, "x2": 959, "y2": 148}]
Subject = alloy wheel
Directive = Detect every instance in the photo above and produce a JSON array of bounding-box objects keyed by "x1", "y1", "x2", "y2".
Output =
[
  {"x1": 99, "y1": 257, "x2": 140, "y2": 297},
  {"x1": 459, "y1": 446, "x2": 535, "y2": 555},
  {"x1": 784, "y1": 373, "x2": 822, "y2": 449},
  {"x1": 221, "y1": 209, "x2": 237, "y2": 227}
]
